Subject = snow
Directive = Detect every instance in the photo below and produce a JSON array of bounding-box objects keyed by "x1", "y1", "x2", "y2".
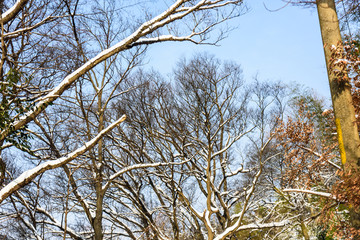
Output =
[{"x1": 282, "y1": 188, "x2": 334, "y2": 199}]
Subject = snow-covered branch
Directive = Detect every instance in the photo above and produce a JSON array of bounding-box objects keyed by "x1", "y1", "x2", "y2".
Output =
[
  {"x1": 211, "y1": 127, "x2": 254, "y2": 159},
  {"x1": 282, "y1": 188, "x2": 334, "y2": 199},
  {"x1": 36, "y1": 207, "x2": 83, "y2": 240},
  {"x1": 0, "y1": 115, "x2": 126, "y2": 203},
  {"x1": 103, "y1": 158, "x2": 191, "y2": 191},
  {"x1": 214, "y1": 220, "x2": 290, "y2": 240},
  {"x1": 3, "y1": 15, "x2": 60, "y2": 39},
  {"x1": 1, "y1": 0, "x2": 29, "y2": 24},
  {"x1": 299, "y1": 146, "x2": 341, "y2": 170}
]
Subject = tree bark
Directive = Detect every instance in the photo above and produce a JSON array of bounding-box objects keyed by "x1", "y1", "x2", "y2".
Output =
[
  {"x1": 316, "y1": 0, "x2": 360, "y2": 230},
  {"x1": 300, "y1": 218, "x2": 310, "y2": 240},
  {"x1": 316, "y1": 0, "x2": 360, "y2": 170}
]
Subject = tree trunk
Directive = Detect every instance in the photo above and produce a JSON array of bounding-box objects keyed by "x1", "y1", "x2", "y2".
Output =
[
  {"x1": 316, "y1": 0, "x2": 360, "y2": 230},
  {"x1": 300, "y1": 217, "x2": 310, "y2": 240},
  {"x1": 316, "y1": 0, "x2": 360, "y2": 171},
  {"x1": 93, "y1": 190, "x2": 104, "y2": 240}
]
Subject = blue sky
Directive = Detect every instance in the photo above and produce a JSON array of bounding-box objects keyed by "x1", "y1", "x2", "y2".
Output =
[{"x1": 146, "y1": 0, "x2": 331, "y2": 101}]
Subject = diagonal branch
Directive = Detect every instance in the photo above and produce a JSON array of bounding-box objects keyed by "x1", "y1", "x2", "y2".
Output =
[
  {"x1": 3, "y1": 15, "x2": 62, "y2": 39},
  {"x1": 102, "y1": 158, "x2": 191, "y2": 192},
  {"x1": 214, "y1": 220, "x2": 291, "y2": 240},
  {"x1": 1, "y1": 0, "x2": 29, "y2": 24},
  {"x1": 0, "y1": 115, "x2": 126, "y2": 203}
]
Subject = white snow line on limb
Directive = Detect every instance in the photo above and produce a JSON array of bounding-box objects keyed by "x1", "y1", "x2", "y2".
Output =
[
  {"x1": 3, "y1": 15, "x2": 60, "y2": 39},
  {"x1": 134, "y1": 34, "x2": 197, "y2": 45},
  {"x1": 211, "y1": 128, "x2": 254, "y2": 159},
  {"x1": 0, "y1": 115, "x2": 126, "y2": 204},
  {"x1": 236, "y1": 220, "x2": 290, "y2": 230},
  {"x1": 298, "y1": 146, "x2": 341, "y2": 170},
  {"x1": 203, "y1": 210, "x2": 215, "y2": 235},
  {"x1": 0, "y1": 29, "x2": 140, "y2": 141},
  {"x1": 282, "y1": 188, "x2": 334, "y2": 199},
  {"x1": 225, "y1": 166, "x2": 248, "y2": 177},
  {"x1": 103, "y1": 158, "x2": 191, "y2": 191},
  {"x1": 326, "y1": 159, "x2": 342, "y2": 170},
  {"x1": 177, "y1": 0, "x2": 241, "y2": 12},
  {"x1": 1, "y1": 0, "x2": 29, "y2": 24},
  {"x1": 214, "y1": 220, "x2": 290, "y2": 240}
]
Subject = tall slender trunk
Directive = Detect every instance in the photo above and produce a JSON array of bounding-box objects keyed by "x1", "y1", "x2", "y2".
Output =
[
  {"x1": 300, "y1": 217, "x2": 310, "y2": 240},
  {"x1": 93, "y1": 87, "x2": 105, "y2": 240},
  {"x1": 93, "y1": 186, "x2": 104, "y2": 240},
  {"x1": 316, "y1": 0, "x2": 360, "y2": 230}
]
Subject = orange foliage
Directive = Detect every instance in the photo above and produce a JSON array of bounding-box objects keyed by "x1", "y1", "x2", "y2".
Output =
[{"x1": 275, "y1": 102, "x2": 336, "y2": 189}]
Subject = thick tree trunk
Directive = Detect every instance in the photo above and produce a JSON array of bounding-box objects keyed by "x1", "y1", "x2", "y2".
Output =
[
  {"x1": 316, "y1": 0, "x2": 360, "y2": 230},
  {"x1": 316, "y1": 0, "x2": 360, "y2": 170}
]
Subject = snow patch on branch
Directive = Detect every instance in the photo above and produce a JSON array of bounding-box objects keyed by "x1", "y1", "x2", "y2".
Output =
[{"x1": 214, "y1": 220, "x2": 290, "y2": 240}]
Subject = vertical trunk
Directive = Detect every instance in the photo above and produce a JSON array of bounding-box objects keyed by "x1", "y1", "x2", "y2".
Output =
[
  {"x1": 316, "y1": 0, "x2": 360, "y2": 230},
  {"x1": 300, "y1": 218, "x2": 310, "y2": 240},
  {"x1": 0, "y1": 155, "x2": 5, "y2": 186},
  {"x1": 316, "y1": 0, "x2": 360, "y2": 171},
  {"x1": 93, "y1": 88, "x2": 105, "y2": 240},
  {"x1": 93, "y1": 139, "x2": 104, "y2": 240},
  {"x1": 93, "y1": 187, "x2": 104, "y2": 240}
]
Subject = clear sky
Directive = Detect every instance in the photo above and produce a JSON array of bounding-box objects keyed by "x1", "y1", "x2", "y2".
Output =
[{"x1": 146, "y1": 0, "x2": 331, "y2": 101}]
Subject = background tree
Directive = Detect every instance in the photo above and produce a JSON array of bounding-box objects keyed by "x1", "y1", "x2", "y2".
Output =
[{"x1": 111, "y1": 55, "x2": 293, "y2": 239}]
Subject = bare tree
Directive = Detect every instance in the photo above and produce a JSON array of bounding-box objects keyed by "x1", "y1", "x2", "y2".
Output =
[
  {"x1": 0, "y1": 0, "x2": 247, "y2": 239},
  {"x1": 0, "y1": 0, "x2": 246, "y2": 204},
  {"x1": 103, "y1": 54, "x2": 293, "y2": 239}
]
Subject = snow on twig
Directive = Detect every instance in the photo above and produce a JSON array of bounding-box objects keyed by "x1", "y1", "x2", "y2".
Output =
[
  {"x1": 214, "y1": 220, "x2": 291, "y2": 240},
  {"x1": 3, "y1": 15, "x2": 62, "y2": 39},
  {"x1": 282, "y1": 188, "x2": 334, "y2": 199}
]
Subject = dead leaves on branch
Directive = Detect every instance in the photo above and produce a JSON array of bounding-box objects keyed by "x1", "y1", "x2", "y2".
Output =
[
  {"x1": 275, "y1": 101, "x2": 337, "y2": 189},
  {"x1": 330, "y1": 39, "x2": 360, "y2": 127},
  {"x1": 275, "y1": 83, "x2": 360, "y2": 238}
]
